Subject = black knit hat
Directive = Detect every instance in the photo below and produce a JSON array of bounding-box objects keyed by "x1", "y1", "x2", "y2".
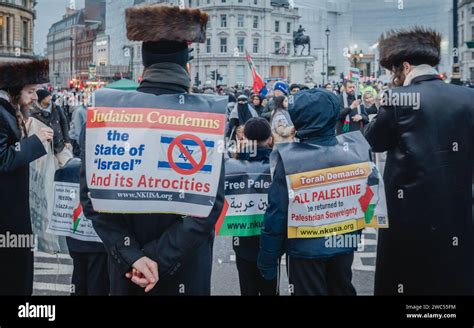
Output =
[
  {"x1": 142, "y1": 41, "x2": 189, "y2": 68},
  {"x1": 37, "y1": 89, "x2": 51, "y2": 103},
  {"x1": 244, "y1": 117, "x2": 272, "y2": 142}
]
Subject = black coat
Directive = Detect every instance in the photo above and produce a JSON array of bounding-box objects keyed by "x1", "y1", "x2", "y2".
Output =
[
  {"x1": 364, "y1": 75, "x2": 474, "y2": 295},
  {"x1": 30, "y1": 103, "x2": 70, "y2": 154},
  {"x1": 80, "y1": 75, "x2": 225, "y2": 295},
  {"x1": 336, "y1": 93, "x2": 369, "y2": 135},
  {"x1": 0, "y1": 98, "x2": 47, "y2": 295}
]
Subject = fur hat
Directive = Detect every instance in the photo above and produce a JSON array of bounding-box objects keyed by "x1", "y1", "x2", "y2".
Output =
[
  {"x1": 126, "y1": 5, "x2": 209, "y2": 43},
  {"x1": 0, "y1": 59, "x2": 49, "y2": 89},
  {"x1": 378, "y1": 27, "x2": 442, "y2": 70}
]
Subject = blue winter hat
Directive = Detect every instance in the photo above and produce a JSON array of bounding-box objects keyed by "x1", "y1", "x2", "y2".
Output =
[{"x1": 273, "y1": 81, "x2": 288, "y2": 95}]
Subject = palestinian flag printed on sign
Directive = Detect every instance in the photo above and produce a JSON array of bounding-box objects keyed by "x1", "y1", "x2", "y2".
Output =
[{"x1": 359, "y1": 167, "x2": 381, "y2": 225}]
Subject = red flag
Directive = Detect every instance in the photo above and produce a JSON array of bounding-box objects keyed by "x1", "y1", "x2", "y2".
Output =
[{"x1": 245, "y1": 50, "x2": 264, "y2": 94}]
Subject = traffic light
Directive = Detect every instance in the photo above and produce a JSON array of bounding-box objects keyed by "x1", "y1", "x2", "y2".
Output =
[
  {"x1": 188, "y1": 48, "x2": 194, "y2": 62},
  {"x1": 211, "y1": 70, "x2": 216, "y2": 80}
]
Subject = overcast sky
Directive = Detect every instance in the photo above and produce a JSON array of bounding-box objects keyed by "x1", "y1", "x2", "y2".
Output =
[{"x1": 34, "y1": 0, "x2": 85, "y2": 55}]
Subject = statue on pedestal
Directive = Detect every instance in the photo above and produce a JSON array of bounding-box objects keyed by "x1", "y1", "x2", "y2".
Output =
[{"x1": 293, "y1": 25, "x2": 311, "y2": 56}]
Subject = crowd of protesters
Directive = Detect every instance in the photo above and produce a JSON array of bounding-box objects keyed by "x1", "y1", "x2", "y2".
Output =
[{"x1": 0, "y1": 4, "x2": 473, "y2": 298}]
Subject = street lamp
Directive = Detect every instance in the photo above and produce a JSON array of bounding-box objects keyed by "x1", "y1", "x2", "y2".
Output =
[
  {"x1": 346, "y1": 49, "x2": 364, "y2": 68},
  {"x1": 196, "y1": 46, "x2": 201, "y2": 87},
  {"x1": 122, "y1": 45, "x2": 134, "y2": 80},
  {"x1": 325, "y1": 27, "x2": 330, "y2": 81},
  {"x1": 69, "y1": 37, "x2": 74, "y2": 85},
  {"x1": 314, "y1": 47, "x2": 326, "y2": 84}
]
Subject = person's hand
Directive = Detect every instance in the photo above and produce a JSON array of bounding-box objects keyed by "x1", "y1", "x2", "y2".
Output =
[
  {"x1": 352, "y1": 114, "x2": 363, "y2": 122},
  {"x1": 36, "y1": 127, "x2": 54, "y2": 143},
  {"x1": 126, "y1": 257, "x2": 159, "y2": 293},
  {"x1": 65, "y1": 143, "x2": 73, "y2": 151},
  {"x1": 26, "y1": 117, "x2": 33, "y2": 133},
  {"x1": 350, "y1": 100, "x2": 361, "y2": 110}
]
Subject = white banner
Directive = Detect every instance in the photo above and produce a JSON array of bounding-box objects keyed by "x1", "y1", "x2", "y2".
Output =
[{"x1": 47, "y1": 182, "x2": 102, "y2": 243}]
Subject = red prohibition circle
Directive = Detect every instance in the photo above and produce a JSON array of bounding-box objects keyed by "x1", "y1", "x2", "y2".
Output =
[{"x1": 167, "y1": 134, "x2": 207, "y2": 175}]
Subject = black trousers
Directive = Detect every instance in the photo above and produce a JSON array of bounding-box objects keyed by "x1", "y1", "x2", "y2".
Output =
[
  {"x1": 236, "y1": 256, "x2": 279, "y2": 296},
  {"x1": 0, "y1": 249, "x2": 33, "y2": 295},
  {"x1": 70, "y1": 251, "x2": 110, "y2": 296},
  {"x1": 288, "y1": 252, "x2": 356, "y2": 296}
]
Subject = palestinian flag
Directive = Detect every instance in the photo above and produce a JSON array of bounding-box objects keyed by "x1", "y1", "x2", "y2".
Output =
[
  {"x1": 72, "y1": 203, "x2": 83, "y2": 233},
  {"x1": 358, "y1": 169, "x2": 380, "y2": 224},
  {"x1": 349, "y1": 67, "x2": 360, "y2": 82},
  {"x1": 245, "y1": 50, "x2": 265, "y2": 94}
]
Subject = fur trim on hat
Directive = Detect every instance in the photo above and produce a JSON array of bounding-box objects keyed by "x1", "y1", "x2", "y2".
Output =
[
  {"x1": 378, "y1": 27, "x2": 441, "y2": 70},
  {"x1": 126, "y1": 5, "x2": 209, "y2": 43},
  {"x1": 0, "y1": 59, "x2": 49, "y2": 89}
]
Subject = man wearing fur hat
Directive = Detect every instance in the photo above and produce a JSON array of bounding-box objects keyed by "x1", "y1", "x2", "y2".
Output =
[
  {"x1": 364, "y1": 27, "x2": 474, "y2": 295},
  {"x1": 0, "y1": 59, "x2": 53, "y2": 295},
  {"x1": 80, "y1": 5, "x2": 225, "y2": 295}
]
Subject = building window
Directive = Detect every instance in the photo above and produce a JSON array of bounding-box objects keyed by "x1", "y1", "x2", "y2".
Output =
[
  {"x1": 253, "y1": 16, "x2": 259, "y2": 29},
  {"x1": 253, "y1": 38, "x2": 259, "y2": 53},
  {"x1": 206, "y1": 38, "x2": 211, "y2": 53},
  {"x1": 472, "y1": 6, "x2": 474, "y2": 15},
  {"x1": 237, "y1": 37, "x2": 245, "y2": 52},
  {"x1": 254, "y1": 0, "x2": 257, "y2": 4},
  {"x1": 220, "y1": 38, "x2": 227, "y2": 53},
  {"x1": 287, "y1": 22, "x2": 291, "y2": 34},
  {"x1": 471, "y1": 67, "x2": 474, "y2": 80},
  {"x1": 472, "y1": 52, "x2": 474, "y2": 60},
  {"x1": 22, "y1": 20, "x2": 28, "y2": 49},
  {"x1": 286, "y1": 42, "x2": 291, "y2": 55},
  {"x1": 274, "y1": 41, "x2": 281, "y2": 54},
  {"x1": 236, "y1": 65, "x2": 245, "y2": 83},
  {"x1": 238, "y1": 0, "x2": 243, "y2": 2},
  {"x1": 205, "y1": 65, "x2": 211, "y2": 80},
  {"x1": 0, "y1": 16, "x2": 3, "y2": 45},
  {"x1": 237, "y1": 14, "x2": 245, "y2": 28},
  {"x1": 220, "y1": 15, "x2": 227, "y2": 28},
  {"x1": 275, "y1": 21, "x2": 280, "y2": 33},
  {"x1": 6, "y1": 16, "x2": 11, "y2": 46},
  {"x1": 221, "y1": 0, "x2": 226, "y2": 2},
  {"x1": 472, "y1": 25, "x2": 474, "y2": 40}
]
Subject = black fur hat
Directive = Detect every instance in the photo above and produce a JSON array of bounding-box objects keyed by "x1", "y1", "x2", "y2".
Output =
[
  {"x1": 378, "y1": 27, "x2": 442, "y2": 70},
  {"x1": 126, "y1": 5, "x2": 209, "y2": 43},
  {"x1": 0, "y1": 59, "x2": 49, "y2": 89}
]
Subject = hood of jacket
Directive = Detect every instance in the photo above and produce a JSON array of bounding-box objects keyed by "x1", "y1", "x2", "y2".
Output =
[{"x1": 289, "y1": 88, "x2": 339, "y2": 144}]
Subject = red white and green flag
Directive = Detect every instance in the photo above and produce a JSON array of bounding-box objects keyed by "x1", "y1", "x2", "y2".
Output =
[
  {"x1": 245, "y1": 50, "x2": 265, "y2": 94},
  {"x1": 359, "y1": 170, "x2": 380, "y2": 224}
]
